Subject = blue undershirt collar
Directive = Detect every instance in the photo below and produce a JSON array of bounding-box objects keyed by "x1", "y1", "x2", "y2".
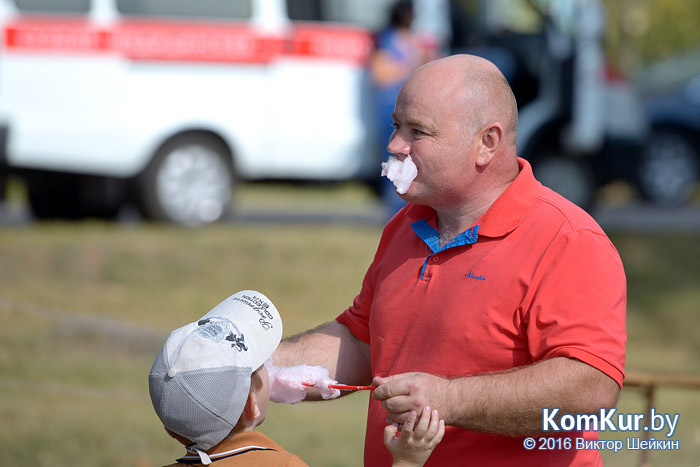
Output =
[{"x1": 411, "y1": 218, "x2": 479, "y2": 279}]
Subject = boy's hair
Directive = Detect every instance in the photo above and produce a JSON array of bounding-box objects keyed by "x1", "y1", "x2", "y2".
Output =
[
  {"x1": 250, "y1": 368, "x2": 264, "y2": 391},
  {"x1": 149, "y1": 291, "x2": 282, "y2": 453}
]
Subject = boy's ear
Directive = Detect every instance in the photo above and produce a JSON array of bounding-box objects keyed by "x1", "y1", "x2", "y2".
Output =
[
  {"x1": 242, "y1": 392, "x2": 261, "y2": 421},
  {"x1": 166, "y1": 428, "x2": 193, "y2": 447}
]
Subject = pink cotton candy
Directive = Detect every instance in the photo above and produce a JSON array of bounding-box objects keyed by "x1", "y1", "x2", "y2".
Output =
[
  {"x1": 381, "y1": 155, "x2": 418, "y2": 194},
  {"x1": 265, "y1": 360, "x2": 341, "y2": 404}
]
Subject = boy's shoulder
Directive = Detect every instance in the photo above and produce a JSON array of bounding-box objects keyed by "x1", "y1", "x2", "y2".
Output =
[{"x1": 165, "y1": 431, "x2": 309, "y2": 466}]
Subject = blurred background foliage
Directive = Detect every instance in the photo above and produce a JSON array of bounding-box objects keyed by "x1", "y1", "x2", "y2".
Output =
[{"x1": 603, "y1": 0, "x2": 700, "y2": 72}]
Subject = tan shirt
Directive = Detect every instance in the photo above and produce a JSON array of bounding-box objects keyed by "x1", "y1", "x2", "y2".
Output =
[{"x1": 164, "y1": 431, "x2": 308, "y2": 467}]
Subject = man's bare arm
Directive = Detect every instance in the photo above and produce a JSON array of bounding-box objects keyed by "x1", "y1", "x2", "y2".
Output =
[
  {"x1": 273, "y1": 320, "x2": 372, "y2": 396},
  {"x1": 373, "y1": 357, "x2": 620, "y2": 436}
]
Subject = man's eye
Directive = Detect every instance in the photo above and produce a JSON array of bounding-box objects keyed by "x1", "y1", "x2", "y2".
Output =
[
  {"x1": 412, "y1": 128, "x2": 425, "y2": 136},
  {"x1": 391, "y1": 122, "x2": 399, "y2": 129}
]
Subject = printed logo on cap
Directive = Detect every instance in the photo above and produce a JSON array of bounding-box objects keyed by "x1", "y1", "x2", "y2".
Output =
[
  {"x1": 195, "y1": 318, "x2": 248, "y2": 353},
  {"x1": 231, "y1": 293, "x2": 276, "y2": 331}
]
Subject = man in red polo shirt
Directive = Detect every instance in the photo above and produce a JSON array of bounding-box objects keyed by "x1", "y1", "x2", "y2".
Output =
[{"x1": 273, "y1": 54, "x2": 626, "y2": 466}]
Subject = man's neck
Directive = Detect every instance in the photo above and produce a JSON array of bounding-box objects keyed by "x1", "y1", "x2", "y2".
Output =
[
  {"x1": 434, "y1": 178, "x2": 515, "y2": 247},
  {"x1": 436, "y1": 206, "x2": 484, "y2": 248}
]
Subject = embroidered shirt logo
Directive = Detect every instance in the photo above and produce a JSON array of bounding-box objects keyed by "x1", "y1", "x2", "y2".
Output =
[{"x1": 465, "y1": 271, "x2": 486, "y2": 281}]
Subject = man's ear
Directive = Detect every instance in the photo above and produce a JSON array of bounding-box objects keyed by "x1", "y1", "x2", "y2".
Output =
[
  {"x1": 476, "y1": 123, "x2": 504, "y2": 167},
  {"x1": 242, "y1": 392, "x2": 261, "y2": 421}
]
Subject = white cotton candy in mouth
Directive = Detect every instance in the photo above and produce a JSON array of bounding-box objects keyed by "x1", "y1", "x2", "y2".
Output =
[{"x1": 381, "y1": 155, "x2": 418, "y2": 194}]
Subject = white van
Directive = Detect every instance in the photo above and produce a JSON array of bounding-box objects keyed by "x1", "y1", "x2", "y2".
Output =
[{"x1": 0, "y1": 0, "x2": 381, "y2": 224}]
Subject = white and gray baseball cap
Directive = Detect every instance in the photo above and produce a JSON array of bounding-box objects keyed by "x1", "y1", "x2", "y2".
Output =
[{"x1": 149, "y1": 290, "x2": 282, "y2": 452}]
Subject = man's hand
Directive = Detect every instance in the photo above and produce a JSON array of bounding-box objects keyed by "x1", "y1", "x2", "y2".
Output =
[
  {"x1": 372, "y1": 373, "x2": 452, "y2": 426},
  {"x1": 372, "y1": 358, "x2": 620, "y2": 436}
]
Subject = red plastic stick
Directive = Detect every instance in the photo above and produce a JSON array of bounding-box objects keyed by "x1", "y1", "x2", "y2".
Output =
[
  {"x1": 303, "y1": 382, "x2": 373, "y2": 391},
  {"x1": 330, "y1": 383, "x2": 374, "y2": 391}
]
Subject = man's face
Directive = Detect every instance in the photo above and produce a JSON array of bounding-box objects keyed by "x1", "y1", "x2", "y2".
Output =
[{"x1": 386, "y1": 72, "x2": 477, "y2": 208}]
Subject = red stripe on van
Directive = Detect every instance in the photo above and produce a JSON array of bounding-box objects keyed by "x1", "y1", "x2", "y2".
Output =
[
  {"x1": 109, "y1": 21, "x2": 284, "y2": 63},
  {"x1": 291, "y1": 25, "x2": 373, "y2": 64},
  {"x1": 3, "y1": 18, "x2": 372, "y2": 64},
  {"x1": 5, "y1": 18, "x2": 105, "y2": 53}
]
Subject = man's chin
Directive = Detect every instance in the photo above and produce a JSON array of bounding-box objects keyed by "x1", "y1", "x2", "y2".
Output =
[{"x1": 397, "y1": 185, "x2": 418, "y2": 202}]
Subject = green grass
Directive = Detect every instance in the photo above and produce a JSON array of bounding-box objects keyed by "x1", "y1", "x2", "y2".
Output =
[
  {"x1": 0, "y1": 201, "x2": 698, "y2": 466},
  {"x1": 0, "y1": 221, "x2": 377, "y2": 467}
]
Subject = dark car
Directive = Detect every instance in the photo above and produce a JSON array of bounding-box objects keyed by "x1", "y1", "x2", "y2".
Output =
[{"x1": 635, "y1": 52, "x2": 700, "y2": 206}]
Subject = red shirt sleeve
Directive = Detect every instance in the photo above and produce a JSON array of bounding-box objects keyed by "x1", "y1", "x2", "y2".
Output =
[
  {"x1": 524, "y1": 229, "x2": 627, "y2": 387},
  {"x1": 336, "y1": 260, "x2": 375, "y2": 344}
]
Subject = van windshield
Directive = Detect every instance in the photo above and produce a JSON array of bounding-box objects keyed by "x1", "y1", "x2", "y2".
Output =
[
  {"x1": 14, "y1": 0, "x2": 90, "y2": 14},
  {"x1": 116, "y1": 0, "x2": 253, "y2": 21}
]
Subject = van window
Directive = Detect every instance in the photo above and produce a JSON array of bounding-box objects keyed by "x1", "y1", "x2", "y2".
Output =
[
  {"x1": 287, "y1": 0, "x2": 350, "y2": 24},
  {"x1": 116, "y1": 0, "x2": 252, "y2": 20},
  {"x1": 287, "y1": 0, "x2": 323, "y2": 21},
  {"x1": 13, "y1": 0, "x2": 90, "y2": 14}
]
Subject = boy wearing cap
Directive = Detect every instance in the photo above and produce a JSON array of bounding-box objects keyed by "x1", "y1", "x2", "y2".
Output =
[
  {"x1": 149, "y1": 290, "x2": 444, "y2": 466},
  {"x1": 149, "y1": 290, "x2": 306, "y2": 466}
]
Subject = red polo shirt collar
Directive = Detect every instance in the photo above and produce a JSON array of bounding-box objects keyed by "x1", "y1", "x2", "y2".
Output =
[{"x1": 404, "y1": 157, "x2": 539, "y2": 239}]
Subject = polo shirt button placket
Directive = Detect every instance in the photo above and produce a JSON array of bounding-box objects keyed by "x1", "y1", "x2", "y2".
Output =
[{"x1": 432, "y1": 255, "x2": 440, "y2": 263}]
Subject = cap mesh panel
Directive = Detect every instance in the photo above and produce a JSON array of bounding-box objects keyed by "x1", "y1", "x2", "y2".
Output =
[
  {"x1": 148, "y1": 347, "x2": 169, "y2": 411},
  {"x1": 160, "y1": 366, "x2": 252, "y2": 450}
]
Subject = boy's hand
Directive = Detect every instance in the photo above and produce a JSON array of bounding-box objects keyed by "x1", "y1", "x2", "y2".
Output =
[{"x1": 384, "y1": 406, "x2": 445, "y2": 467}]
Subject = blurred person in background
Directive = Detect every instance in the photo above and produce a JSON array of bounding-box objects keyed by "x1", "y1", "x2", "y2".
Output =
[
  {"x1": 370, "y1": 0, "x2": 435, "y2": 217},
  {"x1": 273, "y1": 54, "x2": 626, "y2": 466}
]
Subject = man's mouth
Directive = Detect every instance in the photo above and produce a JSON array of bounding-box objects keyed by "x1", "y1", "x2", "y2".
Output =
[{"x1": 381, "y1": 155, "x2": 418, "y2": 194}]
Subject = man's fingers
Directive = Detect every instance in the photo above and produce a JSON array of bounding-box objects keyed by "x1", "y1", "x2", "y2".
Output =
[
  {"x1": 380, "y1": 394, "x2": 415, "y2": 421},
  {"x1": 385, "y1": 410, "x2": 412, "y2": 425},
  {"x1": 372, "y1": 375, "x2": 390, "y2": 387},
  {"x1": 371, "y1": 372, "x2": 420, "y2": 401},
  {"x1": 372, "y1": 374, "x2": 402, "y2": 388}
]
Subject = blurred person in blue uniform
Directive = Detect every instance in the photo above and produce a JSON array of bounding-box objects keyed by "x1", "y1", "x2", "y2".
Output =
[{"x1": 370, "y1": 0, "x2": 433, "y2": 217}]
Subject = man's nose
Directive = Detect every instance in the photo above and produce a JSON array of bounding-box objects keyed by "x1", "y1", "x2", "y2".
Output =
[{"x1": 387, "y1": 130, "x2": 410, "y2": 157}]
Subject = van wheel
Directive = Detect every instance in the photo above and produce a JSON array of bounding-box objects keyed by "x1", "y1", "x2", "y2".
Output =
[
  {"x1": 137, "y1": 134, "x2": 234, "y2": 226},
  {"x1": 532, "y1": 157, "x2": 596, "y2": 210},
  {"x1": 637, "y1": 129, "x2": 699, "y2": 207}
]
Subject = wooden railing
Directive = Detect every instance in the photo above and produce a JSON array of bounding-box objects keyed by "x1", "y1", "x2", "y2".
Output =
[{"x1": 622, "y1": 371, "x2": 700, "y2": 467}]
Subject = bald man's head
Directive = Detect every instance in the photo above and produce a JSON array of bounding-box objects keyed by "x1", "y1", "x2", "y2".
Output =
[{"x1": 406, "y1": 55, "x2": 518, "y2": 146}]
